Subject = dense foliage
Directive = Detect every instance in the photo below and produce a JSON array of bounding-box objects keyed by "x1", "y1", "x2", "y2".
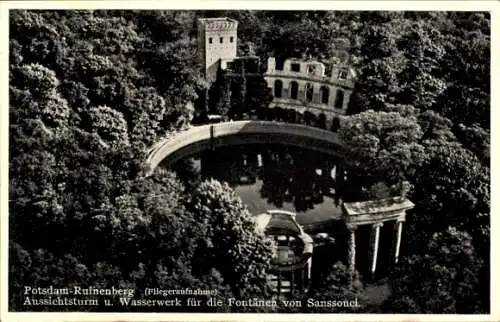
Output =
[
  {"x1": 9, "y1": 9, "x2": 489, "y2": 314},
  {"x1": 9, "y1": 10, "x2": 274, "y2": 312}
]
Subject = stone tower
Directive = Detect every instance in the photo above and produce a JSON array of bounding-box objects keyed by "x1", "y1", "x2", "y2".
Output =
[{"x1": 197, "y1": 17, "x2": 238, "y2": 83}]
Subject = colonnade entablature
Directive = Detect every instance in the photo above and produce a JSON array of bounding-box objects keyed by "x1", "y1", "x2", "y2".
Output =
[
  {"x1": 342, "y1": 197, "x2": 414, "y2": 281},
  {"x1": 343, "y1": 197, "x2": 414, "y2": 227}
]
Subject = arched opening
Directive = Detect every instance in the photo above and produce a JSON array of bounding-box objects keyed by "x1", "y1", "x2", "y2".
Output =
[
  {"x1": 304, "y1": 111, "x2": 314, "y2": 126},
  {"x1": 317, "y1": 113, "x2": 327, "y2": 129},
  {"x1": 290, "y1": 81, "x2": 298, "y2": 100},
  {"x1": 307, "y1": 64, "x2": 316, "y2": 75},
  {"x1": 267, "y1": 106, "x2": 276, "y2": 121},
  {"x1": 320, "y1": 86, "x2": 329, "y2": 105},
  {"x1": 274, "y1": 80, "x2": 283, "y2": 98},
  {"x1": 287, "y1": 108, "x2": 298, "y2": 123},
  {"x1": 275, "y1": 106, "x2": 284, "y2": 121},
  {"x1": 334, "y1": 89, "x2": 344, "y2": 109},
  {"x1": 305, "y1": 83, "x2": 313, "y2": 102},
  {"x1": 331, "y1": 117, "x2": 340, "y2": 132}
]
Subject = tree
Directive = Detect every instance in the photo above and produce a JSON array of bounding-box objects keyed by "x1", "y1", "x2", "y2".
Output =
[
  {"x1": 296, "y1": 262, "x2": 364, "y2": 313},
  {"x1": 245, "y1": 75, "x2": 273, "y2": 114},
  {"x1": 262, "y1": 11, "x2": 343, "y2": 62},
  {"x1": 338, "y1": 110, "x2": 426, "y2": 190},
  {"x1": 347, "y1": 16, "x2": 408, "y2": 113},
  {"x1": 418, "y1": 109, "x2": 456, "y2": 142},
  {"x1": 396, "y1": 21, "x2": 447, "y2": 110},
  {"x1": 123, "y1": 86, "x2": 169, "y2": 147},
  {"x1": 384, "y1": 227, "x2": 484, "y2": 313},
  {"x1": 348, "y1": 12, "x2": 489, "y2": 130},
  {"x1": 186, "y1": 179, "x2": 275, "y2": 298},
  {"x1": 437, "y1": 13, "x2": 490, "y2": 128},
  {"x1": 84, "y1": 105, "x2": 129, "y2": 147},
  {"x1": 454, "y1": 123, "x2": 490, "y2": 165},
  {"x1": 212, "y1": 73, "x2": 231, "y2": 117},
  {"x1": 10, "y1": 64, "x2": 70, "y2": 131},
  {"x1": 408, "y1": 141, "x2": 489, "y2": 256}
]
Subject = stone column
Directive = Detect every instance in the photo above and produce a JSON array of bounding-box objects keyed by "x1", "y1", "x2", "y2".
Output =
[
  {"x1": 210, "y1": 125, "x2": 215, "y2": 151},
  {"x1": 370, "y1": 222, "x2": 384, "y2": 276},
  {"x1": 329, "y1": 86, "x2": 337, "y2": 108},
  {"x1": 342, "y1": 89, "x2": 352, "y2": 111},
  {"x1": 394, "y1": 219, "x2": 405, "y2": 264},
  {"x1": 282, "y1": 86, "x2": 289, "y2": 99},
  {"x1": 347, "y1": 224, "x2": 357, "y2": 283},
  {"x1": 267, "y1": 57, "x2": 276, "y2": 73},
  {"x1": 277, "y1": 272, "x2": 282, "y2": 297},
  {"x1": 307, "y1": 257, "x2": 312, "y2": 289}
]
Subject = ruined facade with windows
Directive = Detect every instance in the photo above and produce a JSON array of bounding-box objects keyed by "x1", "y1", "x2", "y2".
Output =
[{"x1": 264, "y1": 58, "x2": 356, "y2": 124}]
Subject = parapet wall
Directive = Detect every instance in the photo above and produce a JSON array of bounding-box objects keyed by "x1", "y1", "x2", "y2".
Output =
[{"x1": 145, "y1": 121, "x2": 347, "y2": 176}]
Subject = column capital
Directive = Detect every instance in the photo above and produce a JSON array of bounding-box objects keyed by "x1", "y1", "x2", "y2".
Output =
[
  {"x1": 346, "y1": 223, "x2": 358, "y2": 232},
  {"x1": 396, "y1": 216, "x2": 406, "y2": 223},
  {"x1": 372, "y1": 222, "x2": 384, "y2": 228}
]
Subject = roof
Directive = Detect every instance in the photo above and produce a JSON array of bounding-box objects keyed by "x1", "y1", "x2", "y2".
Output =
[
  {"x1": 254, "y1": 210, "x2": 302, "y2": 235},
  {"x1": 266, "y1": 213, "x2": 301, "y2": 235},
  {"x1": 343, "y1": 197, "x2": 414, "y2": 216}
]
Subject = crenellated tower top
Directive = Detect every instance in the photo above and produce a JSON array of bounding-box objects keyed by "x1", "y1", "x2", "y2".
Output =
[{"x1": 198, "y1": 17, "x2": 238, "y2": 31}]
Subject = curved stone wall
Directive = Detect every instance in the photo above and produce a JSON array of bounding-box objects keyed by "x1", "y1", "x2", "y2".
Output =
[{"x1": 145, "y1": 121, "x2": 347, "y2": 176}]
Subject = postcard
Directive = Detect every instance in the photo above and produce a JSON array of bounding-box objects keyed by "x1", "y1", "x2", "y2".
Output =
[{"x1": 1, "y1": 1, "x2": 498, "y2": 322}]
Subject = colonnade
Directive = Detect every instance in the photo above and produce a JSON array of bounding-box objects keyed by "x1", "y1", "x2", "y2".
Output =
[{"x1": 343, "y1": 197, "x2": 414, "y2": 282}]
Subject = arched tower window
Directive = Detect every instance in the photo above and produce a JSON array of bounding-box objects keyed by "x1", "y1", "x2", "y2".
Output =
[
  {"x1": 320, "y1": 86, "x2": 329, "y2": 104},
  {"x1": 274, "y1": 80, "x2": 283, "y2": 98},
  {"x1": 305, "y1": 83, "x2": 313, "y2": 102},
  {"x1": 290, "y1": 81, "x2": 298, "y2": 100},
  {"x1": 334, "y1": 89, "x2": 344, "y2": 109}
]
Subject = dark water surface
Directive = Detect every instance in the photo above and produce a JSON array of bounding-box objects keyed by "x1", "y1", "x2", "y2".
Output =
[{"x1": 176, "y1": 144, "x2": 346, "y2": 226}]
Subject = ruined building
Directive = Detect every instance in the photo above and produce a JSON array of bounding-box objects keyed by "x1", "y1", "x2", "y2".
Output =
[
  {"x1": 264, "y1": 58, "x2": 356, "y2": 123},
  {"x1": 197, "y1": 17, "x2": 355, "y2": 125}
]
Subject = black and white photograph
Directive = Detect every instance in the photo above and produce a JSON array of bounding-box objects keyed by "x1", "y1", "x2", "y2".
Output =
[{"x1": 1, "y1": 1, "x2": 497, "y2": 320}]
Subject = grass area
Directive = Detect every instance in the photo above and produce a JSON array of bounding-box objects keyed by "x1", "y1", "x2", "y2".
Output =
[{"x1": 360, "y1": 281, "x2": 391, "y2": 307}]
